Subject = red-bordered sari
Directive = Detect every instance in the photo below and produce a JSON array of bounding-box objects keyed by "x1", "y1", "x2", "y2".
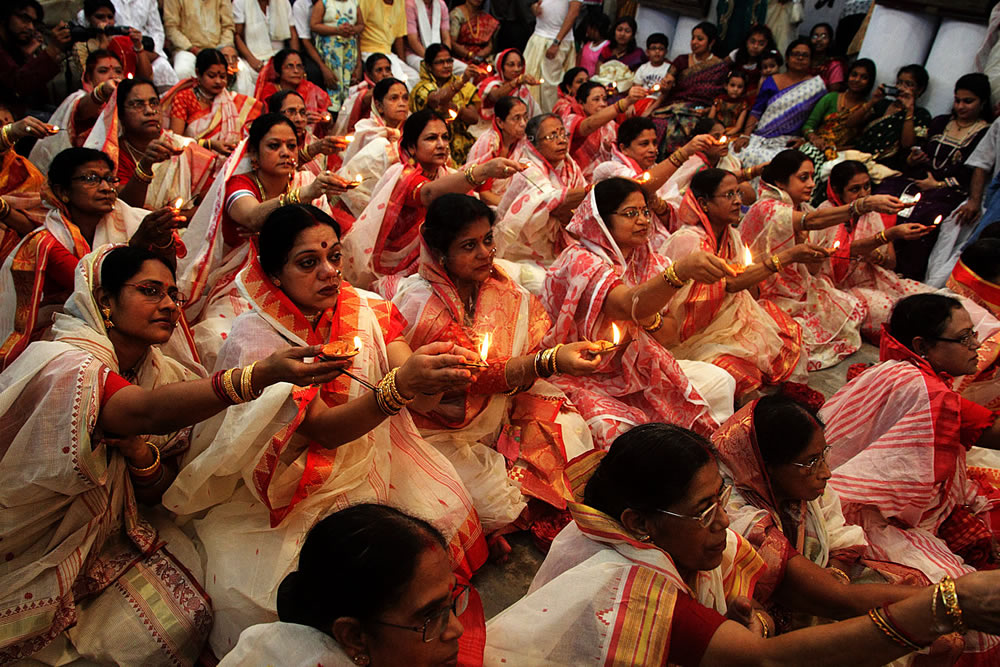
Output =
[
  {"x1": 160, "y1": 77, "x2": 263, "y2": 144},
  {"x1": 0, "y1": 149, "x2": 46, "y2": 262},
  {"x1": 462, "y1": 119, "x2": 527, "y2": 201},
  {"x1": 591, "y1": 145, "x2": 676, "y2": 252},
  {"x1": 565, "y1": 109, "x2": 619, "y2": 181},
  {"x1": 948, "y1": 260, "x2": 1000, "y2": 411},
  {"x1": 253, "y1": 57, "x2": 332, "y2": 136},
  {"x1": 163, "y1": 255, "x2": 488, "y2": 658}
]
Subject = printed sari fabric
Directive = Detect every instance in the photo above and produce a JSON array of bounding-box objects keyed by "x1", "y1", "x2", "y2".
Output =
[
  {"x1": 410, "y1": 62, "x2": 481, "y2": 164},
  {"x1": 552, "y1": 91, "x2": 583, "y2": 124},
  {"x1": 739, "y1": 184, "x2": 866, "y2": 370},
  {"x1": 333, "y1": 79, "x2": 372, "y2": 136},
  {"x1": 451, "y1": 7, "x2": 498, "y2": 58},
  {"x1": 565, "y1": 110, "x2": 619, "y2": 181},
  {"x1": 477, "y1": 50, "x2": 541, "y2": 126},
  {"x1": 161, "y1": 77, "x2": 264, "y2": 144},
  {"x1": 336, "y1": 103, "x2": 401, "y2": 217},
  {"x1": 29, "y1": 91, "x2": 91, "y2": 175},
  {"x1": 163, "y1": 256, "x2": 487, "y2": 656},
  {"x1": 0, "y1": 149, "x2": 46, "y2": 262},
  {"x1": 738, "y1": 75, "x2": 827, "y2": 169},
  {"x1": 0, "y1": 247, "x2": 211, "y2": 665},
  {"x1": 485, "y1": 450, "x2": 765, "y2": 665},
  {"x1": 820, "y1": 329, "x2": 1000, "y2": 660},
  {"x1": 590, "y1": 148, "x2": 674, "y2": 252},
  {"x1": 656, "y1": 54, "x2": 729, "y2": 154},
  {"x1": 854, "y1": 99, "x2": 932, "y2": 171},
  {"x1": 540, "y1": 189, "x2": 735, "y2": 449},
  {"x1": 254, "y1": 58, "x2": 333, "y2": 129},
  {"x1": 393, "y1": 246, "x2": 594, "y2": 532},
  {"x1": 948, "y1": 260, "x2": 1000, "y2": 412},
  {"x1": 662, "y1": 191, "x2": 804, "y2": 398},
  {"x1": 462, "y1": 122, "x2": 527, "y2": 201}
]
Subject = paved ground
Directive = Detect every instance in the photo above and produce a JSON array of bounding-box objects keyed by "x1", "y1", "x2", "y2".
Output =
[{"x1": 473, "y1": 342, "x2": 881, "y2": 620}]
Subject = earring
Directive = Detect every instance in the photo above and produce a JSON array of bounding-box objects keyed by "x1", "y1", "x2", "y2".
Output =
[
  {"x1": 352, "y1": 655, "x2": 370, "y2": 666},
  {"x1": 636, "y1": 534, "x2": 651, "y2": 542},
  {"x1": 61, "y1": 195, "x2": 70, "y2": 203},
  {"x1": 101, "y1": 306, "x2": 114, "y2": 329}
]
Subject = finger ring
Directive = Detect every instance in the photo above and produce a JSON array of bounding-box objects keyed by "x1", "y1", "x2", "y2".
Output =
[{"x1": 310, "y1": 375, "x2": 315, "y2": 384}]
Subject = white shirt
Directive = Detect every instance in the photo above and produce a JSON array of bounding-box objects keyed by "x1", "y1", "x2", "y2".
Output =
[
  {"x1": 633, "y1": 61, "x2": 669, "y2": 89},
  {"x1": 233, "y1": 0, "x2": 288, "y2": 54},
  {"x1": 292, "y1": 0, "x2": 313, "y2": 39},
  {"x1": 966, "y1": 120, "x2": 1000, "y2": 181},
  {"x1": 532, "y1": 0, "x2": 579, "y2": 42},
  {"x1": 76, "y1": 0, "x2": 166, "y2": 53}
]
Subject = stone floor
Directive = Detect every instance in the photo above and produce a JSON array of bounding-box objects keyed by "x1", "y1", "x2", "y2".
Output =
[{"x1": 472, "y1": 342, "x2": 881, "y2": 620}]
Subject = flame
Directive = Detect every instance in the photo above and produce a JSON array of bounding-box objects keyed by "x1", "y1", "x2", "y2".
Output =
[
  {"x1": 833, "y1": 240, "x2": 841, "y2": 250},
  {"x1": 343, "y1": 134, "x2": 355, "y2": 143},
  {"x1": 638, "y1": 171, "x2": 651, "y2": 183},
  {"x1": 51, "y1": 125, "x2": 60, "y2": 132},
  {"x1": 354, "y1": 336, "x2": 362, "y2": 351},
  {"x1": 354, "y1": 174, "x2": 363, "y2": 183},
  {"x1": 914, "y1": 192, "x2": 922, "y2": 203},
  {"x1": 479, "y1": 333, "x2": 491, "y2": 361},
  {"x1": 448, "y1": 109, "x2": 458, "y2": 121},
  {"x1": 651, "y1": 84, "x2": 661, "y2": 92},
  {"x1": 485, "y1": 64, "x2": 493, "y2": 73},
  {"x1": 173, "y1": 197, "x2": 184, "y2": 210},
  {"x1": 719, "y1": 135, "x2": 728, "y2": 144},
  {"x1": 933, "y1": 215, "x2": 943, "y2": 226},
  {"x1": 323, "y1": 114, "x2": 331, "y2": 123},
  {"x1": 538, "y1": 78, "x2": 545, "y2": 85},
  {"x1": 611, "y1": 323, "x2": 621, "y2": 345},
  {"x1": 127, "y1": 73, "x2": 133, "y2": 79},
  {"x1": 742, "y1": 245, "x2": 753, "y2": 266}
]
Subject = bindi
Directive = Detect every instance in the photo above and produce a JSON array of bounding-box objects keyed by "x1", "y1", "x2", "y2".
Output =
[{"x1": 320, "y1": 241, "x2": 328, "y2": 248}]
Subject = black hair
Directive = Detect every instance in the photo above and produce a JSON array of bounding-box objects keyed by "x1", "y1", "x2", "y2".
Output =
[
  {"x1": 559, "y1": 67, "x2": 588, "y2": 95},
  {"x1": 267, "y1": 88, "x2": 305, "y2": 114},
  {"x1": 829, "y1": 160, "x2": 869, "y2": 195},
  {"x1": 365, "y1": 52, "x2": 391, "y2": 76},
  {"x1": 84, "y1": 48, "x2": 122, "y2": 82},
  {"x1": 372, "y1": 77, "x2": 405, "y2": 104},
  {"x1": 276, "y1": 504, "x2": 447, "y2": 633},
  {"x1": 575, "y1": 80, "x2": 605, "y2": 105},
  {"x1": 497, "y1": 48, "x2": 524, "y2": 75},
  {"x1": 612, "y1": 17, "x2": 638, "y2": 53},
  {"x1": 116, "y1": 77, "x2": 158, "y2": 119},
  {"x1": 495, "y1": 94, "x2": 527, "y2": 122},
  {"x1": 101, "y1": 245, "x2": 175, "y2": 297},
  {"x1": 960, "y1": 239, "x2": 1000, "y2": 283},
  {"x1": 617, "y1": 116, "x2": 655, "y2": 148},
  {"x1": 424, "y1": 43, "x2": 451, "y2": 69},
  {"x1": 690, "y1": 167, "x2": 733, "y2": 200},
  {"x1": 581, "y1": 12, "x2": 610, "y2": 41},
  {"x1": 422, "y1": 194, "x2": 495, "y2": 257},
  {"x1": 848, "y1": 58, "x2": 876, "y2": 96},
  {"x1": 646, "y1": 32, "x2": 669, "y2": 50},
  {"x1": 258, "y1": 204, "x2": 341, "y2": 277},
  {"x1": 401, "y1": 108, "x2": 448, "y2": 154},
  {"x1": 526, "y1": 113, "x2": 559, "y2": 144},
  {"x1": 954, "y1": 72, "x2": 994, "y2": 122},
  {"x1": 247, "y1": 112, "x2": 297, "y2": 152},
  {"x1": 692, "y1": 116, "x2": 722, "y2": 136},
  {"x1": 2, "y1": 0, "x2": 44, "y2": 23},
  {"x1": 761, "y1": 149, "x2": 811, "y2": 186},
  {"x1": 84, "y1": 0, "x2": 114, "y2": 17},
  {"x1": 195, "y1": 48, "x2": 228, "y2": 76},
  {"x1": 584, "y1": 423, "x2": 714, "y2": 517},
  {"x1": 595, "y1": 176, "x2": 645, "y2": 223},
  {"x1": 49, "y1": 147, "x2": 115, "y2": 189},
  {"x1": 726, "y1": 69, "x2": 749, "y2": 87},
  {"x1": 888, "y1": 293, "x2": 964, "y2": 352},
  {"x1": 732, "y1": 25, "x2": 776, "y2": 68},
  {"x1": 753, "y1": 395, "x2": 823, "y2": 466},
  {"x1": 785, "y1": 37, "x2": 813, "y2": 63},
  {"x1": 692, "y1": 21, "x2": 719, "y2": 53},
  {"x1": 761, "y1": 49, "x2": 783, "y2": 68},
  {"x1": 809, "y1": 22, "x2": 836, "y2": 53},
  {"x1": 272, "y1": 48, "x2": 303, "y2": 76},
  {"x1": 897, "y1": 64, "x2": 929, "y2": 95}
]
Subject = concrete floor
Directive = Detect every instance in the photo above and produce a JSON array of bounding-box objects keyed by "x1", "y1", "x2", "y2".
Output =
[{"x1": 473, "y1": 342, "x2": 881, "y2": 620}]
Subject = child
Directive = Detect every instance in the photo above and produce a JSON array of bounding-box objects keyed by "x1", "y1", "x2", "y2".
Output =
[
  {"x1": 724, "y1": 26, "x2": 775, "y2": 97},
  {"x1": 709, "y1": 70, "x2": 750, "y2": 136},
  {"x1": 578, "y1": 12, "x2": 610, "y2": 75},
  {"x1": 633, "y1": 33, "x2": 669, "y2": 90},
  {"x1": 760, "y1": 49, "x2": 782, "y2": 79}
]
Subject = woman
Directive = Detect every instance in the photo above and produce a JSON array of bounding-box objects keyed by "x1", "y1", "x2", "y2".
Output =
[
  {"x1": 878, "y1": 73, "x2": 993, "y2": 281},
  {"x1": 0, "y1": 244, "x2": 338, "y2": 664},
  {"x1": 809, "y1": 23, "x2": 845, "y2": 92},
  {"x1": 450, "y1": 0, "x2": 499, "y2": 63},
  {"x1": 164, "y1": 205, "x2": 489, "y2": 655},
  {"x1": 0, "y1": 148, "x2": 182, "y2": 370},
  {"x1": 72, "y1": 0, "x2": 152, "y2": 83},
  {"x1": 163, "y1": 48, "x2": 264, "y2": 152},
  {"x1": 254, "y1": 49, "x2": 334, "y2": 133},
  {"x1": 566, "y1": 81, "x2": 645, "y2": 180},
  {"x1": 410, "y1": 44, "x2": 482, "y2": 165},
  {"x1": 553, "y1": 67, "x2": 589, "y2": 122},
  {"x1": 486, "y1": 423, "x2": 1000, "y2": 665},
  {"x1": 0, "y1": 116, "x2": 48, "y2": 262},
  {"x1": 853, "y1": 64, "x2": 932, "y2": 171},
  {"x1": 813, "y1": 160, "x2": 933, "y2": 337},
  {"x1": 803, "y1": 59, "x2": 877, "y2": 162},
  {"x1": 656, "y1": 22, "x2": 730, "y2": 154},
  {"x1": 735, "y1": 39, "x2": 827, "y2": 170},
  {"x1": 493, "y1": 114, "x2": 587, "y2": 293},
  {"x1": 464, "y1": 96, "x2": 529, "y2": 205},
  {"x1": 476, "y1": 48, "x2": 540, "y2": 129},
  {"x1": 394, "y1": 194, "x2": 600, "y2": 538},
  {"x1": 343, "y1": 109, "x2": 520, "y2": 293},
  {"x1": 739, "y1": 150, "x2": 905, "y2": 370},
  {"x1": 310, "y1": 0, "x2": 364, "y2": 112},
  {"x1": 269, "y1": 89, "x2": 346, "y2": 176},
  {"x1": 333, "y1": 52, "x2": 394, "y2": 136},
  {"x1": 598, "y1": 17, "x2": 645, "y2": 70},
  {"x1": 541, "y1": 177, "x2": 738, "y2": 448},
  {"x1": 662, "y1": 169, "x2": 812, "y2": 399},
  {"x1": 821, "y1": 293, "x2": 1000, "y2": 661},
  {"x1": 177, "y1": 113, "x2": 349, "y2": 367}
]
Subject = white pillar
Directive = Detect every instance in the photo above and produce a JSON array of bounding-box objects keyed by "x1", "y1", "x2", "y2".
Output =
[
  {"x1": 858, "y1": 5, "x2": 938, "y2": 91},
  {"x1": 636, "y1": 3, "x2": 679, "y2": 54},
  {"x1": 923, "y1": 19, "x2": 989, "y2": 117}
]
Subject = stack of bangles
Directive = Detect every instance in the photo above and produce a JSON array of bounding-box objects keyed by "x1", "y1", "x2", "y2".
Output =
[
  {"x1": 643, "y1": 311, "x2": 663, "y2": 332},
  {"x1": 210, "y1": 361, "x2": 263, "y2": 405},
  {"x1": 127, "y1": 441, "x2": 165, "y2": 486},
  {"x1": 667, "y1": 149, "x2": 688, "y2": 168},
  {"x1": 91, "y1": 81, "x2": 112, "y2": 106},
  {"x1": 0, "y1": 124, "x2": 14, "y2": 152},
  {"x1": 278, "y1": 188, "x2": 302, "y2": 206},
  {"x1": 299, "y1": 145, "x2": 313, "y2": 163},
  {"x1": 615, "y1": 99, "x2": 628, "y2": 113},
  {"x1": 134, "y1": 161, "x2": 155, "y2": 184},
  {"x1": 464, "y1": 165, "x2": 485, "y2": 187},
  {"x1": 650, "y1": 195, "x2": 670, "y2": 216},
  {"x1": 373, "y1": 367, "x2": 413, "y2": 416},
  {"x1": 0, "y1": 198, "x2": 11, "y2": 221},
  {"x1": 876, "y1": 229, "x2": 889, "y2": 246},
  {"x1": 867, "y1": 574, "x2": 965, "y2": 652},
  {"x1": 534, "y1": 344, "x2": 563, "y2": 379},
  {"x1": 850, "y1": 196, "x2": 869, "y2": 218},
  {"x1": 662, "y1": 263, "x2": 687, "y2": 288},
  {"x1": 741, "y1": 165, "x2": 762, "y2": 181}
]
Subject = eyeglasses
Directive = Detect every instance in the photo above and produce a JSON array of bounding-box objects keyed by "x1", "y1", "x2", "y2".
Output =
[
  {"x1": 656, "y1": 484, "x2": 732, "y2": 528},
  {"x1": 789, "y1": 445, "x2": 832, "y2": 475},
  {"x1": 712, "y1": 189, "x2": 742, "y2": 202},
  {"x1": 789, "y1": 51, "x2": 811, "y2": 60},
  {"x1": 932, "y1": 330, "x2": 980, "y2": 349},
  {"x1": 282, "y1": 62, "x2": 305, "y2": 71},
  {"x1": 282, "y1": 108, "x2": 308, "y2": 118},
  {"x1": 811, "y1": 33, "x2": 831, "y2": 40},
  {"x1": 371, "y1": 584, "x2": 469, "y2": 642},
  {"x1": 123, "y1": 282, "x2": 188, "y2": 306},
  {"x1": 124, "y1": 98, "x2": 161, "y2": 111},
  {"x1": 432, "y1": 58, "x2": 455, "y2": 67},
  {"x1": 72, "y1": 173, "x2": 121, "y2": 187},
  {"x1": 536, "y1": 128, "x2": 568, "y2": 143},
  {"x1": 613, "y1": 206, "x2": 652, "y2": 220}
]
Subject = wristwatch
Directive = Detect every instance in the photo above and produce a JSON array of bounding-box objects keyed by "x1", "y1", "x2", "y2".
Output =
[{"x1": 551, "y1": 38, "x2": 561, "y2": 46}]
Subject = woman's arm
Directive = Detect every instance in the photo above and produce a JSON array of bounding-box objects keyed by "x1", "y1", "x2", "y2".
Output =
[
  {"x1": 310, "y1": 0, "x2": 341, "y2": 35},
  {"x1": 0, "y1": 197, "x2": 36, "y2": 237},
  {"x1": 169, "y1": 115, "x2": 187, "y2": 136},
  {"x1": 228, "y1": 172, "x2": 349, "y2": 231},
  {"x1": 234, "y1": 24, "x2": 263, "y2": 71},
  {"x1": 793, "y1": 195, "x2": 905, "y2": 233},
  {"x1": 577, "y1": 86, "x2": 645, "y2": 138},
  {"x1": 418, "y1": 158, "x2": 522, "y2": 206},
  {"x1": 723, "y1": 243, "x2": 828, "y2": 293}
]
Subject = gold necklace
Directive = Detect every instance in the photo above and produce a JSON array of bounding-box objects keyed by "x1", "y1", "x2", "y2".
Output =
[
  {"x1": 251, "y1": 170, "x2": 289, "y2": 200},
  {"x1": 122, "y1": 138, "x2": 145, "y2": 165}
]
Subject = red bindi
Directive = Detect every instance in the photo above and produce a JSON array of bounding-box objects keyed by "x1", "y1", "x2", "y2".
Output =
[{"x1": 321, "y1": 241, "x2": 328, "y2": 248}]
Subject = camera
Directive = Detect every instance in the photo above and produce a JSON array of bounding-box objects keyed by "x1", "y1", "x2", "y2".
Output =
[
  {"x1": 883, "y1": 85, "x2": 900, "y2": 99},
  {"x1": 67, "y1": 23, "x2": 131, "y2": 43}
]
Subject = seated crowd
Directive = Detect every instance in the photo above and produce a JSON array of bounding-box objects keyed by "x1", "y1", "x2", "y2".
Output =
[{"x1": 5, "y1": 0, "x2": 1000, "y2": 664}]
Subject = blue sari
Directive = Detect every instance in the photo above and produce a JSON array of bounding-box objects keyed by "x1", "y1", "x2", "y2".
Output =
[{"x1": 737, "y1": 75, "x2": 827, "y2": 168}]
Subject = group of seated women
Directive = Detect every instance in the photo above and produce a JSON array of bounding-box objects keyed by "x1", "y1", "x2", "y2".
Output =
[{"x1": 4, "y1": 15, "x2": 1000, "y2": 667}]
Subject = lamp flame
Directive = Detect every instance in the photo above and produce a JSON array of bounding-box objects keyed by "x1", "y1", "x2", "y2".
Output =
[
  {"x1": 323, "y1": 114, "x2": 331, "y2": 123},
  {"x1": 742, "y1": 245, "x2": 752, "y2": 266},
  {"x1": 354, "y1": 336, "x2": 362, "y2": 351},
  {"x1": 538, "y1": 78, "x2": 545, "y2": 84},
  {"x1": 651, "y1": 84, "x2": 661, "y2": 92},
  {"x1": 833, "y1": 240, "x2": 841, "y2": 250},
  {"x1": 51, "y1": 125, "x2": 60, "y2": 132},
  {"x1": 127, "y1": 73, "x2": 133, "y2": 79},
  {"x1": 448, "y1": 109, "x2": 458, "y2": 121},
  {"x1": 343, "y1": 134, "x2": 355, "y2": 143},
  {"x1": 638, "y1": 171, "x2": 651, "y2": 183},
  {"x1": 611, "y1": 323, "x2": 621, "y2": 345},
  {"x1": 933, "y1": 215, "x2": 943, "y2": 226},
  {"x1": 479, "y1": 333, "x2": 491, "y2": 361},
  {"x1": 173, "y1": 197, "x2": 184, "y2": 210},
  {"x1": 719, "y1": 135, "x2": 728, "y2": 144},
  {"x1": 485, "y1": 64, "x2": 493, "y2": 73},
  {"x1": 914, "y1": 192, "x2": 922, "y2": 203}
]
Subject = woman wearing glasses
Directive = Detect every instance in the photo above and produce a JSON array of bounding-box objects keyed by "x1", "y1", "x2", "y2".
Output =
[
  {"x1": 254, "y1": 49, "x2": 333, "y2": 136},
  {"x1": 540, "y1": 177, "x2": 738, "y2": 450},
  {"x1": 269, "y1": 89, "x2": 348, "y2": 177},
  {"x1": 488, "y1": 422, "x2": 1000, "y2": 665},
  {"x1": 0, "y1": 244, "x2": 345, "y2": 665},
  {"x1": 0, "y1": 147, "x2": 183, "y2": 369},
  {"x1": 818, "y1": 292, "x2": 1000, "y2": 661},
  {"x1": 221, "y1": 504, "x2": 471, "y2": 666}
]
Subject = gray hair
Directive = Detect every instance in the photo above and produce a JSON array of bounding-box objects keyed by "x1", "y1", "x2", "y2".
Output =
[{"x1": 526, "y1": 113, "x2": 560, "y2": 145}]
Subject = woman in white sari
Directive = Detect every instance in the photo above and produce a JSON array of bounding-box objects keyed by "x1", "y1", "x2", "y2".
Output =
[
  {"x1": 164, "y1": 204, "x2": 489, "y2": 655},
  {"x1": 0, "y1": 244, "x2": 332, "y2": 665},
  {"x1": 463, "y1": 96, "x2": 529, "y2": 207}
]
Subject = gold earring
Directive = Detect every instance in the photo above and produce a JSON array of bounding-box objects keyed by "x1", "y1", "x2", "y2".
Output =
[
  {"x1": 101, "y1": 306, "x2": 114, "y2": 329},
  {"x1": 272, "y1": 278, "x2": 281, "y2": 287},
  {"x1": 61, "y1": 195, "x2": 70, "y2": 203},
  {"x1": 352, "y1": 655, "x2": 370, "y2": 666}
]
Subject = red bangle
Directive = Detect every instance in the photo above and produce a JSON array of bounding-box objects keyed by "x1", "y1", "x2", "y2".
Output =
[
  {"x1": 211, "y1": 370, "x2": 235, "y2": 404},
  {"x1": 880, "y1": 603, "x2": 925, "y2": 648}
]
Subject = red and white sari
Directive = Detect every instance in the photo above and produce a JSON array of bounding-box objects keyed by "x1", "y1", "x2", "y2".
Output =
[
  {"x1": 476, "y1": 48, "x2": 541, "y2": 128},
  {"x1": 662, "y1": 191, "x2": 805, "y2": 398},
  {"x1": 552, "y1": 90, "x2": 583, "y2": 124},
  {"x1": 462, "y1": 120, "x2": 527, "y2": 201},
  {"x1": 160, "y1": 78, "x2": 263, "y2": 145},
  {"x1": 163, "y1": 256, "x2": 487, "y2": 657},
  {"x1": 565, "y1": 109, "x2": 618, "y2": 181},
  {"x1": 591, "y1": 146, "x2": 676, "y2": 252},
  {"x1": 949, "y1": 260, "x2": 1000, "y2": 410},
  {"x1": 336, "y1": 102, "x2": 401, "y2": 218},
  {"x1": 821, "y1": 330, "x2": 1000, "y2": 662},
  {"x1": 0, "y1": 149, "x2": 46, "y2": 262},
  {"x1": 253, "y1": 58, "x2": 332, "y2": 136},
  {"x1": 540, "y1": 189, "x2": 735, "y2": 449},
  {"x1": 333, "y1": 78, "x2": 372, "y2": 136},
  {"x1": 739, "y1": 184, "x2": 866, "y2": 371}
]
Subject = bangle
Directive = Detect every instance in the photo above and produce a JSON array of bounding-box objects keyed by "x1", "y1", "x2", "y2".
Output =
[
  {"x1": 222, "y1": 367, "x2": 244, "y2": 404},
  {"x1": 286, "y1": 187, "x2": 301, "y2": 204},
  {"x1": 615, "y1": 99, "x2": 627, "y2": 113},
  {"x1": 549, "y1": 343, "x2": 564, "y2": 374},
  {"x1": 134, "y1": 161, "x2": 154, "y2": 184},
  {"x1": 876, "y1": 230, "x2": 889, "y2": 245},
  {"x1": 771, "y1": 254, "x2": 782, "y2": 273},
  {"x1": 299, "y1": 146, "x2": 312, "y2": 163},
  {"x1": 904, "y1": 115, "x2": 915, "y2": 122},
  {"x1": 868, "y1": 607, "x2": 924, "y2": 651},
  {"x1": 0, "y1": 124, "x2": 12, "y2": 151},
  {"x1": 668, "y1": 150, "x2": 686, "y2": 168},
  {"x1": 939, "y1": 575, "x2": 965, "y2": 634},
  {"x1": 828, "y1": 567, "x2": 851, "y2": 584},
  {"x1": 211, "y1": 369, "x2": 235, "y2": 404},
  {"x1": 127, "y1": 442, "x2": 161, "y2": 476},
  {"x1": 662, "y1": 263, "x2": 685, "y2": 288},
  {"x1": 754, "y1": 611, "x2": 770, "y2": 639},
  {"x1": 534, "y1": 349, "x2": 554, "y2": 378},
  {"x1": 0, "y1": 198, "x2": 10, "y2": 221},
  {"x1": 464, "y1": 165, "x2": 485, "y2": 187},
  {"x1": 643, "y1": 311, "x2": 663, "y2": 332},
  {"x1": 239, "y1": 361, "x2": 258, "y2": 401}
]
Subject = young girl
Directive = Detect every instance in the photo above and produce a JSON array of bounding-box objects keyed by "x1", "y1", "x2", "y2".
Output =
[
  {"x1": 598, "y1": 17, "x2": 646, "y2": 71},
  {"x1": 310, "y1": 0, "x2": 365, "y2": 112},
  {"x1": 578, "y1": 12, "x2": 610, "y2": 76},
  {"x1": 725, "y1": 25, "x2": 775, "y2": 96},
  {"x1": 709, "y1": 70, "x2": 750, "y2": 135}
]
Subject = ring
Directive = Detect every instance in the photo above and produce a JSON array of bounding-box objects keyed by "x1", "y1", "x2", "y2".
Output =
[{"x1": 310, "y1": 375, "x2": 315, "y2": 384}]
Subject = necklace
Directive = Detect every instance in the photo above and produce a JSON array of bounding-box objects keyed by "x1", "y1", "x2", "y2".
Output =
[
  {"x1": 193, "y1": 85, "x2": 215, "y2": 105},
  {"x1": 930, "y1": 120, "x2": 982, "y2": 171},
  {"x1": 466, "y1": 6, "x2": 483, "y2": 43},
  {"x1": 122, "y1": 138, "x2": 145, "y2": 165},
  {"x1": 251, "y1": 169, "x2": 289, "y2": 200}
]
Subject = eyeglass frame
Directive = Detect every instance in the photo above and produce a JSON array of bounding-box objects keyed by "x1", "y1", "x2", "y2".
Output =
[
  {"x1": 788, "y1": 445, "x2": 832, "y2": 475},
  {"x1": 72, "y1": 173, "x2": 121, "y2": 187},
  {"x1": 535, "y1": 128, "x2": 568, "y2": 143},
  {"x1": 123, "y1": 97, "x2": 161, "y2": 112},
  {"x1": 711, "y1": 189, "x2": 742, "y2": 202},
  {"x1": 369, "y1": 584, "x2": 469, "y2": 642},
  {"x1": 122, "y1": 282, "x2": 188, "y2": 307},
  {"x1": 655, "y1": 484, "x2": 732, "y2": 528},
  {"x1": 931, "y1": 330, "x2": 980, "y2": 349},
  {"x1": 613, "y1": 206, "x2": 652, "y2": 220}
]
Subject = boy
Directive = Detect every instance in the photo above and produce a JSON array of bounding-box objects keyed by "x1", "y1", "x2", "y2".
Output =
[{"x1": 633, "y1": 33, "x2": 669, "y2": 90}]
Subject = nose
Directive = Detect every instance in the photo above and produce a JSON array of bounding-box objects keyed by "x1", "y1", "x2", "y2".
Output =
[
  {"x1": 440, "y1": 607, "x2": 465, "y2": 642},
  {"x1": 714, "y1": 507, "x2": 731, "y2": 531},
  {"x1": 816, "y1": 459, "x2": 832, "y2": 481}
]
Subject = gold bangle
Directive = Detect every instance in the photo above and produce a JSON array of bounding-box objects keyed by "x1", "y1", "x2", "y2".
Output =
[
  {"x1": 754, "y1": 611, "x2": 770, "y2": 638},
  {"x1": 239, "y1": 361, "x2": 257, "y2": 401},
  {"x1": 0, "y1": 198, "x2": 10, "y2": 221},
  {"x1": 876, "y1": 230, "x2": 889, "y2": 245},
  {"x1": 828, "y1": 567, "x2": 851, "y2": 584},
  {"x1": 222, "y1": 367, "x2": 244, "y2": 404},
  {"x1": 385, "y1": 367, "x2": 413, "y2": 406},
  {"x1": 549, "y1": 343, "x2": 564, "y2": 374},
  {"x1": 662, "y1": 263, "x2": 685, "y2": 288},
  {"x1": 133, "y1": 161, "x2": 154, "y2": 183},
  {"x1": 868, "y1": 608, "x2": 923, "y2": 651},
  {"x1": 939, "y1": 575, "x2": 965, "y2": 634},
  {"x1": 643, "y1": 311, "x2": 663, "y2": 332},
  {"x1": 771, "y1": 254, "x2": 782, "y2": 273},
  {"x1": 0, "y1": 124, "x2": 12, "y2": 151},
  {"x1": 127, "y1": 441, "x2": 161, "y2": 475}
]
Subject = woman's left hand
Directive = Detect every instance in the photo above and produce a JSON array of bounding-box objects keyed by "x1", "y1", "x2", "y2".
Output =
[
  {"x1": 131, "y1": 206, "x2": 185, "y2": 249},
  {"x1": 519, "y1": 74, "x2": 541, "y2": 86},
  {"x1": 912, "y1": 173, "x2": 942, "y2": 191},
  {"x1": 315, "y1": 170, "x2": 353, "y2": 196},
  {"x1": 306, "y1": 110, "x2": 325, "y2": 125},
  {"x1": 555, "y1": 341, "x2": 604, "y2": 375},
  {"x1": 863, "y1": 194, "x2": 908, "y2": 214},
  {"x1": 209, "y1": 138, "x2": 237, "y2": 155},
  {"x1": 481, "y1": 157, "x2": 526, "y2": 180},
  {"x1": 888, "y1": 222, "x2": 932, "y2": 241},
  {"x1": 9, "y1": 116, "x2": 54, "y2": 142},
  {"x1": 105, "y1": 435, "x2": 154, "y2": 466}
]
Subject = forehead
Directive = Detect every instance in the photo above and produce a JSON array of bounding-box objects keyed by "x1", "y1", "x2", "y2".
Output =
[
  {"x1": 632, "y1": 128, "x2": 656, "y2": 142},
  {"x1": 683, "y1": 462, "x2": 723, "y2": 505},
  {"x1": 263, "y1": 123, "x2": 297, "y2": 140},
  {"x1": 291, "y1": 224, "x2": 339, "y2": 249},
  {"x1": 454, "y1": 217, "x2": 492, "y2": 240},
  {"x1": 75, "y1": 159, "x2": 112, "y2": 174},
  {"x1": 126, "y1": 83, "x2": 157, "y2": 101},
  {"x1": 95, "y1": 57, "x2": 121, "y2": 68},
  {"x1": 943, "y1": 306, "x2": 973, "y2": 332},
  {"x1": 132, "y1": 259, "x2": 177, "y2": 285},
  {"x1": 539, "y1": 117, "x2": 563, "y2": 134},
  {"x1": 387, "y1": 83, "x2": 408, "y2": 95},
  {"x1": 283, "y1": 53, "x2": 302, "y2": 63},
  {"x1": 791, "y1": 47, "x2": 810, "y2": 56},
  {"x1": 420, "y1": 119, "x2": 448, "y2": 136},
  {"x1": 281, "y1": 96, "x2": 306, "y2": 109}
]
